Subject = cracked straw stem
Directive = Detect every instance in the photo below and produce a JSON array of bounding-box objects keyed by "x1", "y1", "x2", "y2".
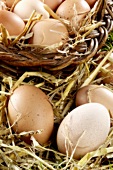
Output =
[{"x1": 81, "y1": 48, "x2": 113, "y2": 87}]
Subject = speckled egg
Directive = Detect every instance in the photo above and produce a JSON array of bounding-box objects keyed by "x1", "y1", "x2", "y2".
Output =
[
  {"x1": 8, "y1": 85, "x2": 54, "y2": 145},
  {"x1": 56, "y1": 0, "x2": 90, "y2": 29}
]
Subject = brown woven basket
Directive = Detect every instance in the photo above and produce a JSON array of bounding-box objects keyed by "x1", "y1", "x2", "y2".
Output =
[{"x1": 0, "y1": 0, "x2": 113, "y2": 74}]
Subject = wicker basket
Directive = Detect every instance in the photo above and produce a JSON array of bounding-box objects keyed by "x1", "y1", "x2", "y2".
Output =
[
  {"x1": 0, "y1": 1, "x2": 113, "y2": 169},
  {"x1": 0, "y1": 0, "x2": 113, "y2": 75}
]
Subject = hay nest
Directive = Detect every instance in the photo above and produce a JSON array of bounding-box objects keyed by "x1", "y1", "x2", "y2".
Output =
[{"x1": 0, "y1": 0, "x2": 113, "y2": 169}]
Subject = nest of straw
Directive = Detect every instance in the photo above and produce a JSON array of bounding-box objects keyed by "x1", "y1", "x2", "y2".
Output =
[{"x1": 1, "y1": 0, "x2": 113, "y2": 169}]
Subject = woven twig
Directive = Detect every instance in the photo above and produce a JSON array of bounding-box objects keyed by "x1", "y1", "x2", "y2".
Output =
[{"x1": 0, "y1": 0, "x2": 113, "y2": 72}]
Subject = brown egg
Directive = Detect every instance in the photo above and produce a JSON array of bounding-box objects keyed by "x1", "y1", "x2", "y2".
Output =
[
  {"x1": 29, "y1": 18, "x2": 69, "y2": 46},
  {"x1": 8, "y1": 85, "x2": 54, "y2": 145},
  {"x1": 13, "y1": 0, "x2": 49, "y2": 20},
  {"x1": 56, "y1": 0, "x2": 90, "y2": 29},
  {"x1": 0, "y1": 10, "x2": 25, "y2": 36},
  {"x1": 57, "y1": 103, "x2": 110, "y2": 159},
  {"x1": 75, "y1": 84, "x2": 113, "y2": 118},
  {"x1": 85, "y1": 0, "x2": 98, "y2": 8}
]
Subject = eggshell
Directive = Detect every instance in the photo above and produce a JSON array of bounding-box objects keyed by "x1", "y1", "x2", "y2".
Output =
[
  {"x1": 85, "y1": 0, "x2": 98, "y2": 8},
  {"x1": 29, "y1": 18, "x2": 69, "y2": 46},
  {"x1": 0, "y1": 10, "x2": 25, "y2": 36},
  {"x1": 57, "y1": 103, "x2": 110, "y2": 159},
  {"x1": 13, "y1": 0, "x2": 49, "y2": 20},
  {"x1": 56, "y1": 0, "x2": 90, "y2": 29},
  {"x1": 75, "y1": 84, "x2": 113, "y2": 118},
  {"x1": 8, "y1": 85, "x2": 54, "y2": 145}
]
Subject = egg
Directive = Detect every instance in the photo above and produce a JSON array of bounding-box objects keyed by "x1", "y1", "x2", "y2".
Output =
[
  {"x1": 75, "y1": 84, "x2": 113, "y2": 118},
  {"x1": 0, "y1": 10, "x2": 25, "y2": 36},
  {"x1": 57, "y1": 103, "x2": 110, "y2": 159},
  {"x1": 56, "y1": 0, "x2": 90, "y2": 29},
  {"x1": 85, "y1": 0, "x2": 98, "y2": 8},
  {"x1": 43, "y1": 0, "x2": 63, "y2": 11},
  {"x1": 8, "y1": 85, "x2": 54, "y2": 145},
  {"x1": 29, "y1": 18, "x2": 69, "y2": 46},
  {"x1": 13, "y1": 0, "x2": 49, "y2": 20}
]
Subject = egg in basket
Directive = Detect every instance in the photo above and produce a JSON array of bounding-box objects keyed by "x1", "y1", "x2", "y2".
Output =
[{"x1": 0, "y1": 0, "x2": 112, "y2": 73}]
